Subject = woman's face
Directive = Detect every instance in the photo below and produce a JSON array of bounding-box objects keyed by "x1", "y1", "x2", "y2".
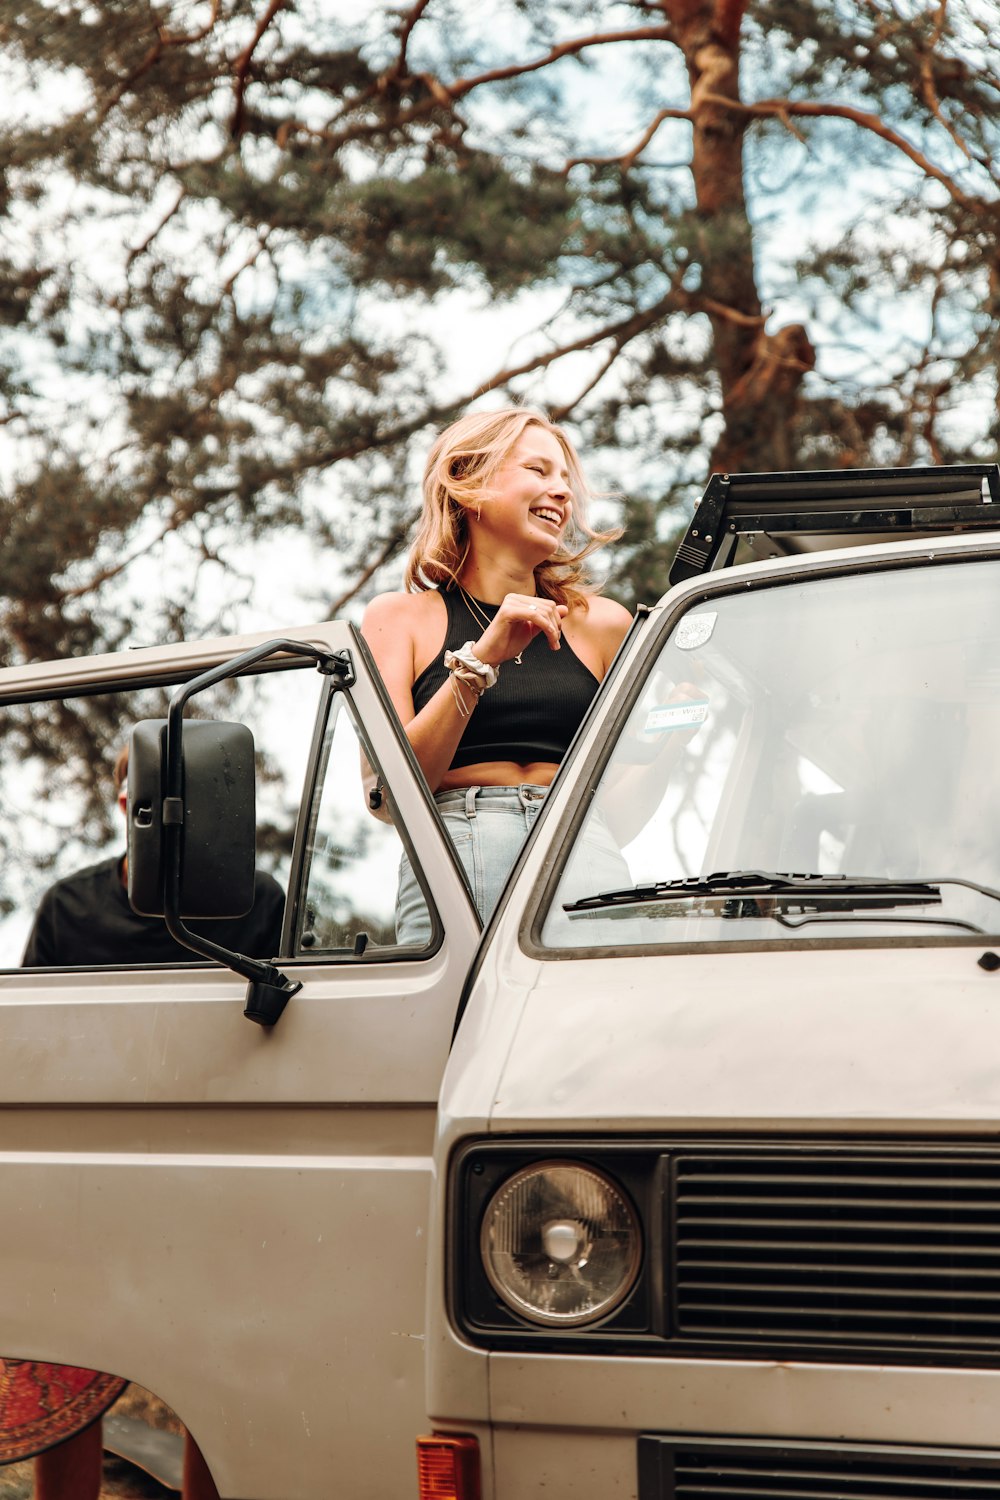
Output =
[{"x1": 470, "y1": 426, "x2": 573, "y2": 560}]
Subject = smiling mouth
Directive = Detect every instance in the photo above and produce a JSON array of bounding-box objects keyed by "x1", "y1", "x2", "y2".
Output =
[{"x1": 531, "y1": 507, "x2": 563, "y2": 526}]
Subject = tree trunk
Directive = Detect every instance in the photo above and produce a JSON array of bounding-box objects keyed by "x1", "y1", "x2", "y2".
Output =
[{"x1": 665, "y1": 0, "x2": 816, "y2": 473}]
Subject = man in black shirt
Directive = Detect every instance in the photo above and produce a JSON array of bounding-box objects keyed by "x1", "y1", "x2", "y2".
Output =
[
  {"x1": 22, "y1": 851, "x2": 285, "y2": 968},
  {"x1": 22, "y1": 746, "x2": 285, "y2": 968}
]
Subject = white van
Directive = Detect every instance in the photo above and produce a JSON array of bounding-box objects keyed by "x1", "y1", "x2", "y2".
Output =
[{"x1": 2, "y1": 463, "x2": 1000, "y2": 1499}]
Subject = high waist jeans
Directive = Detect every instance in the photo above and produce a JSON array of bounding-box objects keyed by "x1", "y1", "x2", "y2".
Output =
[
  {"x1": 395, "y1": 783, "x2": 631, "y2": 947},
  {"x1": 395, "y1": 784, "x2": 548, "y2": 947}
]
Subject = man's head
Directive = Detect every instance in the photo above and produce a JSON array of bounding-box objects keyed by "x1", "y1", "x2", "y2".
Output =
[{"x1": 113, "y1": 743, "x2": 129, "y2": 816}]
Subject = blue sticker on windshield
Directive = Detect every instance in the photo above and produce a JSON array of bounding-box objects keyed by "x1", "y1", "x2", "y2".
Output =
[{"x1": 645, "y1": 698, "x2": 709, "y2": 733}]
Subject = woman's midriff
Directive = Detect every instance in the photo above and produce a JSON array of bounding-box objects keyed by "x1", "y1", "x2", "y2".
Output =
[{"x1": 436, "y1": 759, "x2": 560, "y2": 791}]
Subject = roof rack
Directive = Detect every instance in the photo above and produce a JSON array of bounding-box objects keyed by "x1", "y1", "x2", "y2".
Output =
[{"x1": 668, "y1": 463, "x2": 1000, "y2": 586}]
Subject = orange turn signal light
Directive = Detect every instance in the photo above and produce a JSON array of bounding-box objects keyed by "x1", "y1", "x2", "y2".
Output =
[{"x1": 416, "y1": 1433, "x2": 481, "y2": 1500}]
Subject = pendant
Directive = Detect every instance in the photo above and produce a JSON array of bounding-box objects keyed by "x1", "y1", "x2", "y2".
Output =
[{"x1": 514, "y1": 652, "x2": 523, "y2": 666}]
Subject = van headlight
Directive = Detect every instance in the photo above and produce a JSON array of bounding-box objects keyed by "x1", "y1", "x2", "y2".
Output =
[{"x1": 479, "y1": 1160, "x2": 642, "y2": 1327}]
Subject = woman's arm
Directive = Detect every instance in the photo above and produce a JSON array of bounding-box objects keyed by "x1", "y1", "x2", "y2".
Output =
[
  {"x1": 361, "y1": 592, "x2": 470, "y2": 794},
  {"x1": 589, "y1": 594, "x2": 634, "y2": 675}
]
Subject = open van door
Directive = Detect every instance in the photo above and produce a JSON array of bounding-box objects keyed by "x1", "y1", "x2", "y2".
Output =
[{"x1": 0, "y1": 621, "x2": 481, "y2": 1499}]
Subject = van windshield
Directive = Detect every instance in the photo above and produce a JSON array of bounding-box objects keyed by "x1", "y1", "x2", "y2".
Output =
[{"x1": 541, "y1": 556, "x2": 1000, "y2": 949}]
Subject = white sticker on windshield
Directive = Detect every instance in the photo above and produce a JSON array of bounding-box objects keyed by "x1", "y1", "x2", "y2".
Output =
[
  {"x1": 645, "y1": 699, "x2": 709, "y2": 733},
  {"x1": 675, "y1": 611, "x2": 717, "y2": 650}
]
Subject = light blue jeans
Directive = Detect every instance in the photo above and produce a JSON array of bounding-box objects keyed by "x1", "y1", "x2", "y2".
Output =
[
  {"x1": 396, "y1": 784, "x2": 548, "y2": 946},
  {"x1": 395, "y1": 784, "x2": 632, "y2": 947}
]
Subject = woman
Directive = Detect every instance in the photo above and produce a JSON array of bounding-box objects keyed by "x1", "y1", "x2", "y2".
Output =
[{"x1": 362, "y1": 406, "x2": 632, "y2": 940}]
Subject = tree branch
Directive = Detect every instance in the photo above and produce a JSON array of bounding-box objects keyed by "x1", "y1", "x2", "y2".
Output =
[
  {"x1": 126, "y1": 187, "x2": 187, "y2": 272},
  {"x1": 443, "y1": 25, "x2": 676, "y2": 102},
  {"x1": 256, "y1": 293, "x2": 690, "y2": 492},
  {"x1": 548, "y1": 269, "x2": 732, "y2": 419},
  {"x1": 693, "y1": 294, "x2": 767, "y2": 328},
  {"x1": 474, "y1": 289, "x2": 686, "y2": 396},
  {"x1": 59, "y1": 516, "x2": 184, "y2": 600},
  {"x1": 391, "y1": 0, "x2": 433, "y2": 79},
  {"x1": 92, "y1": 2, "x2": 221, "y2": 130},
  {"x1": 549, "y1": 341, "x2": 626, "y2": 422},
  {"x1": 350, "y1": 22, "x2": 680, "y2": 144},
  {"x1": 159, "y1": 0, "x2": 221, "y2": 47},
  {"x1": 327, "y1": 522, "x2": 416, "y2": 615},
  {"x1": 221, "y1": 232, "x2": 271, "y2": 296},
  {"x1": 566, "y1": 105, "x2": 694, "y2": 172},
  {"x1": 916, "y1": 0, "x2": 976, "y2": 166},
  {"x1": 231, "y1": 0, "x2": 291, "y2": 139},
  {"x1": 703, "y1": 91, "x2": 979, "y2": 210},
  {"x1": 285, "y1": 22, "x2": 680, "y2": 156}
]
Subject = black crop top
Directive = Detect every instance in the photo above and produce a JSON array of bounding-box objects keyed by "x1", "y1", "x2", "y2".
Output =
[{"x1": 411, "y1": 588, "x2": 601, "y2": 770}]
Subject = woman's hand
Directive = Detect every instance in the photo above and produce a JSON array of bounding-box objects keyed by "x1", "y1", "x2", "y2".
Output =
[{"x1": 473, "y1": 594, "x2": 569, "y2": 668}]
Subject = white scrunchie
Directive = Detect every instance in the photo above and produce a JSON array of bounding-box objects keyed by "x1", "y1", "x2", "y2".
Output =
[{"x1": 443, "y1": 642, "x2": 499, "y2": 689}]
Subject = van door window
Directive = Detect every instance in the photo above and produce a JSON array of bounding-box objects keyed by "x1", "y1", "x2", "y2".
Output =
[
  {"x1": 1, "y1": 663, "x2": 320, "y2": 969},
  {"x1": 293, "y1": 692, "x2": 435, "y2": 958}
]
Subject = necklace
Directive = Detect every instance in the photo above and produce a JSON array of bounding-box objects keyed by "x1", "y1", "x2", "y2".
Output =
[{"x1": 458, "y1": 584, "x2": 527, "y2": 665}]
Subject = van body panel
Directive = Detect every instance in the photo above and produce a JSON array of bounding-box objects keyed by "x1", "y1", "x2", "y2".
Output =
[
  {"x1": 479, "y1": 946, "x2": 1000, "y2": 1132},
  {"x1": 1, "y1": 1145, "x2": 434, "y2": 1496},
  {"x1": 486, "y1": 1352, "x2": 1000, "y2": 1445},
  {"x1": 0, "y1": 953, "x2": 466, "y2": 1105}
]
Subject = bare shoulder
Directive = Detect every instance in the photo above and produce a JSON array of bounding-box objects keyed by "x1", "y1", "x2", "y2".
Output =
[
  {"x1": 361, "y1": 590, "x2": 448, "y2": 690},
  {"x1": 362, "y1": 590, "x2": 421, "y2": 629},
  {"x1": 362, "y1": 589, "x2": 442, "y2": 638},
  {"x1": 585, "y1": 593, "x2": 632, "y2": 634},
  {"x1": 583, "y1": 593, "x2": 632, "y2": 659},
  {"x1": 565, "y1": 592, "x2": 633, "y2": 678}
]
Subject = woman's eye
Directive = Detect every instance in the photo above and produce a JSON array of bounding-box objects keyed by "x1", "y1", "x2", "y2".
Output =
[{"x1": 525, "y1": 464, "x2": 543, "y2": 474}]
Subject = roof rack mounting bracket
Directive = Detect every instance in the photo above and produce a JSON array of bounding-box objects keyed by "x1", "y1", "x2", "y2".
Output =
[{"x1": 668, "y1": 464, "x2": 1000, "y2": 586}]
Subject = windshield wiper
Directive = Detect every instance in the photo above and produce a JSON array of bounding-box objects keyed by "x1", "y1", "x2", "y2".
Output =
[
  {"x1": 563, "y1": 871, "x2": 1000, "y2": 935},
  {"x1": 563, "y1": 870, "x2": 945, "y2": 914},
  {"x1": 771, "y1": 874, "x2": 1000, "y2": 934}
]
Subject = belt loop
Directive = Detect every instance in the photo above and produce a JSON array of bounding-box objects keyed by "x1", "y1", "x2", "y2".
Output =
[{"x1": 465, "y1": 786, "x2": 479, "y2": 818}]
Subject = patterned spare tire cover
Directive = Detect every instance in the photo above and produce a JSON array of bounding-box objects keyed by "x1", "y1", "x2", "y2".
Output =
[{"x1": 0, "y1": 1358, "x2": 127, "y2": 1462}]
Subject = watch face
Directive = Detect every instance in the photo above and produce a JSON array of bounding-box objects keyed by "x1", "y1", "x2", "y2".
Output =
[{"x1": 0, "y1": 1358, "x2": 128, "y2": 1462}]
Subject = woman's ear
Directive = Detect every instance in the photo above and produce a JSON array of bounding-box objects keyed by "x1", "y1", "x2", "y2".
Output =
[{"x1": 454, "y1": 496, "x2": 481, "y2": 523}]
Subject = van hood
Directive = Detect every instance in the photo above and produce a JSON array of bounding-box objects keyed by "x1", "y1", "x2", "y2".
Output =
[{"x1": 485, "y1": 944, "x2": 1000, "y2": 1133}]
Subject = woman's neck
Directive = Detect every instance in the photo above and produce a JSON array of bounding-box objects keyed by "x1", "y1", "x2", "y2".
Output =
[{"x1": 458, "y1": 555, "x2": 536, "y2": 604}]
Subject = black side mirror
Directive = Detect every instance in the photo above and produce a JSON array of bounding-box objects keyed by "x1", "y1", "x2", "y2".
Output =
[
  {"x1": 123, "y1": 636, "x2": 350, "y2": 1025},
  {"x1": 128, "y1": 719, "x2": 257, "y2": 919}
]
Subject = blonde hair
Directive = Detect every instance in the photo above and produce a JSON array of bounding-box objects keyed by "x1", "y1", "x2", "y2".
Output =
[{"x1": 404, "y1": 407, "x2": 621, "y2": 610}]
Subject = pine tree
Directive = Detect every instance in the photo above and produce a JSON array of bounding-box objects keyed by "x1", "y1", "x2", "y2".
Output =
[{"x1": 0, "y1": 0, "x2": 996, "y2": 655}]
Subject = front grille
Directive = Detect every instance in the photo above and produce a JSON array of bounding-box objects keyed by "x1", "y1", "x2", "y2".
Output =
[
  {"x1": 638, "y1": 1437, "x2": 1000, "y2": 1499},
  {"x1": 672, "y1": 1147, "x2": 1000, "y2": 1355}
]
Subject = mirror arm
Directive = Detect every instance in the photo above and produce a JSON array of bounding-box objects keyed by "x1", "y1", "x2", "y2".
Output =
[{"x1": 162, "y1": 640, "x2": 352, "y2": 1027}]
